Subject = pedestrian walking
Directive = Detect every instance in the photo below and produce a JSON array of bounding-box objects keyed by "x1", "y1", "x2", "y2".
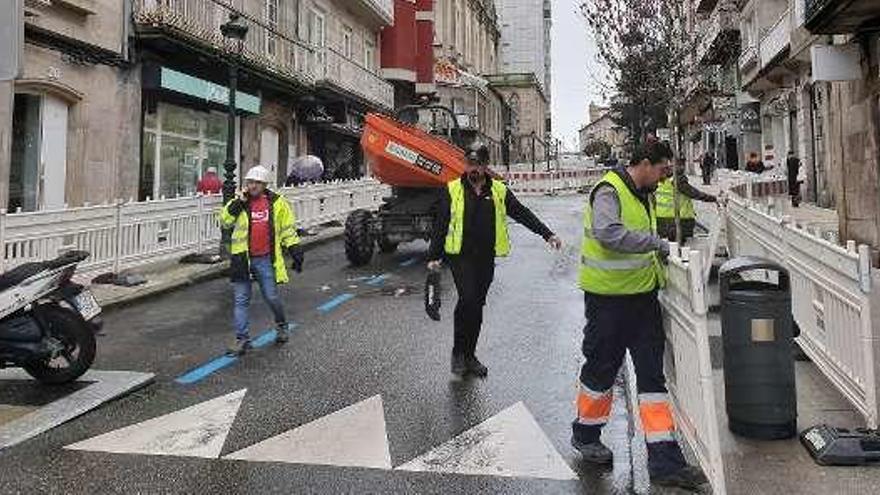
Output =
[
  {"x1": 427, "y1": 142, "x2": 562, "y2": 378},
  {"x1": 220, "y1": 165, "x2": 304, "y2": 356},
  {"x1": 196, "y1": 167, "x2": 223, "y2": 195},
  {"x1": 700, "y1": 152, "x2": 715, "y2": 186},
  {"x1": 572, "y1": 140, "x2": 708, "y2": 490},
  {"x1": 786, "y1": 151, "x2": 802, "y2": 207},
  {"x1": 655, "y1": 159, "x2": 717, "y2": 242}
]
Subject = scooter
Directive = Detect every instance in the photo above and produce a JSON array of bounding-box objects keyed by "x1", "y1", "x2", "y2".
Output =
[{"x1": 0, "y1": 251, "x2": 102, "y2": 384}]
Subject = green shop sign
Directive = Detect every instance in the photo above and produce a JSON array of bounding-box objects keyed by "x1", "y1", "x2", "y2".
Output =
[{"x1": 160, "y1": 67, "x2": 261, "y2": 113}]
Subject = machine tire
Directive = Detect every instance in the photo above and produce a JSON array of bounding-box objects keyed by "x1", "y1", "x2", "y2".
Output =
[
  {"x1": 345, "y1": 209, "x2": 375, "y2": 266},
  {"x1": 378, "y1": 237, "x2": 399, "y2": 254},
  {"x1": 23, "y1": 305, "x2": 96, "y2": 385}
]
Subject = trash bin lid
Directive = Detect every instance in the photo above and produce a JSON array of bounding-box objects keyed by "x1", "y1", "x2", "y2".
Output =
[{"x1": 719, "y1": 256, "x2": 790, "y2": 294}]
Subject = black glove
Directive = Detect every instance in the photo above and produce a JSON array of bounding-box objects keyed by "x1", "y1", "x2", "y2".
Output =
[{"x1": 288, "y1": 245, "x2": 304, "y2": 273}]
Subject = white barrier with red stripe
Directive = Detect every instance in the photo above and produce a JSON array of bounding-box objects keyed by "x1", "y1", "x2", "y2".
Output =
[{"x1": 501, "y1": 168, "x2": 610, "y2": 196}]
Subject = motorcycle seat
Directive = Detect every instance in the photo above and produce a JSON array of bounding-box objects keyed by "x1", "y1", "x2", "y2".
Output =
[{"x1": 0, "y1": 262, "x2": 49, "y2": 292}]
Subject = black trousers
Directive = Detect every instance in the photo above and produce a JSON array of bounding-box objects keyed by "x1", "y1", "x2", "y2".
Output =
[
  {"x1": 573, "y1": 291, "x2": 686, "y2": 476},
  {"x1": 449, "y1": 255, "x2": 495, "y2": 357}
]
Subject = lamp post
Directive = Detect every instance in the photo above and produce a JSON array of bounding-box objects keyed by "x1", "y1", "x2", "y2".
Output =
[{"x1": 219, "y1": 13, "x2": 248, "y2": 254}]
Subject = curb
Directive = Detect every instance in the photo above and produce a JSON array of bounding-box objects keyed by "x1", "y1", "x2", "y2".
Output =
[{"x1": 96, "y1": 226, "x2": 345, "y2": 310}]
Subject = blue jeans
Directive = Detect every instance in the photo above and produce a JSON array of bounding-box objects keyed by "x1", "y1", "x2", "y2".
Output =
[{"x1": 233, "y1": 256, "x2": 287, "y2": 341}]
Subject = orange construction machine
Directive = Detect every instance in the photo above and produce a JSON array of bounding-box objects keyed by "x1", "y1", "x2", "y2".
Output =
[{"x1": 345, "y1": 104, "x2": 468, "y2": 266}]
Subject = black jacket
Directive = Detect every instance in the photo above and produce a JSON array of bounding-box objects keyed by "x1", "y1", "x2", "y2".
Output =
[{"x1": 428, "y1": 178, "x2": 554, "y2": 261}]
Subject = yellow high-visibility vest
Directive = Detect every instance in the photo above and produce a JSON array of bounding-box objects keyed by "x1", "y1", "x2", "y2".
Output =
[
  {"x1": 444, "y1": 178, "x2": 510, "y2": 257},
  {"x1": 579, "y1": 171, "x2": 665, "y2": 295},
  {"x1": 655, "y1": 177, "x2": 695, "y2": 220}
]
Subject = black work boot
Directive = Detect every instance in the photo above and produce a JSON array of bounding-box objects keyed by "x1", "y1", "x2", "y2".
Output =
[
  {"x1": 571, "y1": 438, "x2": 613, "y2": 465},
  {"x1": 651, "y1": 465, "x2": 709, "y2": 491},
  {"x1": 275, "y1": 323, "x2": 290, "y2": 345},
  {"x1": 464, "y1": 355, "x2": 488, "y2": 378},
  {"x1": 451, "y1": 354, "x2": 467, "y2": 377}
]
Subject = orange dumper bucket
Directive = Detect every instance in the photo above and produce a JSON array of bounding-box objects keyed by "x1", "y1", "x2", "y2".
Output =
[{"x1": 361, "y1": 113, "x2": 467, "y2": 188}]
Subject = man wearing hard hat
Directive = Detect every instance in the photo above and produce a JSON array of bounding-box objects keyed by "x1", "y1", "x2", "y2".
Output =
[{"x1": 220, "y1": 165, "x2": 304, "y2": 356}]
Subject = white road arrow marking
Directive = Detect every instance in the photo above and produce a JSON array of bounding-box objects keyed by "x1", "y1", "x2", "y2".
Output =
[
  {"x1": 64, "y1": 389, "x2": 246, "y2": 458},
  {"x1": 396, "y1": 402, "x2": 577, "y2": 480},
  {"x1": 225, "y1": 394, "x2": 392, "y2": 469}
]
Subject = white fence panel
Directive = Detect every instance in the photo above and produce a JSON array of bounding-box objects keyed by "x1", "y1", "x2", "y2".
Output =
[
  {"x1": 721, "y1": 175, "x2": 879, "y2": 428},
  {"x1": 659, "y1": 245, "x2": 726, "y2": 495},
  {"x1": 0, "y1": 179, "x2": 388, "y2": 277}
]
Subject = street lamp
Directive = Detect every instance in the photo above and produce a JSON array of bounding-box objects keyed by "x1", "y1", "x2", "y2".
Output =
[{"x1": 219, "y1": 13, "x2": 248, "y2": 254}]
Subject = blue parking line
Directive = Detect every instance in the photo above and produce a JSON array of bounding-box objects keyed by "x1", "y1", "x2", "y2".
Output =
[
  {"x1": 366, "y1": 274, "x2": 390, "y2": 286},
  {"x1": 399, "y1": 257, "x2": 418, "y2": 267},
  {"x1": 317, "y1": 293, "x2": 355, "y2": 313},
  {"x1": 175, "y1": 355, "x2": 238, "y2": 385}
]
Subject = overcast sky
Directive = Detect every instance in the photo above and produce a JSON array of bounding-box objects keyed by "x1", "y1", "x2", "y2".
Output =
[{"x1": 551, "y1": 0, "x2": 609, "y2": 151}]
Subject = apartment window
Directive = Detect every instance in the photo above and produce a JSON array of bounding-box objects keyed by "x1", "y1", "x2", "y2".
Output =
[
  {"x1": 364, "y1": 39, "x2": 376, "y2": 72},
  {"x1": 342, "y1": 25, "x2": 353, "y2": 59},
  {"x1": 308, "y1": 8, "x2": 326, "y2": 70},
  {"x1": 455, "y1": 2, "x2": 463, "y2": 52},
  {"x1": 265, "y1": 0, "x2": 279, "y2": 57}
]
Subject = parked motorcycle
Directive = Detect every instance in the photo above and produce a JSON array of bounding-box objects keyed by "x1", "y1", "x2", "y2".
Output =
[{"x1": 0, "y1": 251, "x2": 101, "y2": 384}]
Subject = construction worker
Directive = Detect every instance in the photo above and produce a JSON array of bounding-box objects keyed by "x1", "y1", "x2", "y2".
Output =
[
  {"x1": 655, "y1": 158, "x2": 717, "y2": 242},
  {"x1": 572, "y1": 141, "x2": 708, "y2": 490},
  {"x1": 427, "y1": 142, "x2": 562, "y2": 378},
  {"x1": 220, "y1": 165, "x2": 304, "y2": 356}
]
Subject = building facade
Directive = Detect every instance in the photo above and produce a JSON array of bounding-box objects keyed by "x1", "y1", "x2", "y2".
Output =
[
  {"x1": 496, "y1": 0, "x2": 551, "y2": 133},
  {"x1": 6, "y1": 0, "x2": 139, "y2": 210},
  {"x1": 380, "y1": 0, "x2": 435, "y2": 109},
  {"x1": 2, "y1": 0, "x2": 396, "y2": 210},
  {"x1": 432, "y1": 0, "x2": 505, "y2": 163},
  {"x1": 578, "y1": 104, "x2": 626, "y2": 159},
  {"x1": 486, "y1": 73, "x2": 548, "y2": 164}
]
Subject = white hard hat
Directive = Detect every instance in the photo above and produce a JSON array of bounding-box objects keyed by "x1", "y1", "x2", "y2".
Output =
[{"x1": 245, "y1": 165, "x2": 272, "y2": 184}]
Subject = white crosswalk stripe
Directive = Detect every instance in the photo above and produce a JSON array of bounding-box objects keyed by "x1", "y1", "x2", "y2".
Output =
[
  {"x1": 225, "y1": 395, "x2": 392, "y2": 469},
  {"x1": 397, "y1": 402, "x2": 577, "y2": 480},
  {"x1": 65, "y1": 389, "x2": 246, "y2": 458}
]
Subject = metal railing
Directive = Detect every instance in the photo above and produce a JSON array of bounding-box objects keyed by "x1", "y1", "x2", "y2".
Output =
[
  {"x1": 715, "y1": 170, "x2": 880, "y2": 428},
  {"x1": 0, "y1": 179, "x2": 390, "y2": 276},
  {"x1": 133, "y1": 0, "x2": 317, "y2": 86},
  {"x1": 316, "y1": 47, "x2": 394, "y2": 110},
  {"x1": 759, "y1": 9, "x2": 791, "y2": 69}
]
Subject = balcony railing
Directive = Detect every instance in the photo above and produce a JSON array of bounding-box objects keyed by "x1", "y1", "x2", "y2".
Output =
[
  {"x1": 695, "y1": 2, "x2": 739, "y2": 66},
  {"x1": 316, "y1": 47, "x2": 394, "y2": 110},
  {"x1": 739, "y1": 44, "x2": 758, "y2": 71},
  {"x1": 759, "y1": 9, "x2": 791, "y2": 69},
  {"x1": 133, "y1": 0, "x2": 316, "y2": 86},
  {"x1": 359, "y1": 0, "x2": 394, "y2": 24}
]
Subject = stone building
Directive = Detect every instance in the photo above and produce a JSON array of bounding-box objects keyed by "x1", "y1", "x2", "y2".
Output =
[
  {"x1": 432, "y1": 0, "x2": 506, "y2": 163},
  {"x1": 486, "y1": 73, "x2": 548, "y2": 164},
  {"x1": 578, "y1": 104, "x2": 626, "y2": 159},
  {"x1": 1, "y1": 0, "x2": 395, "y2": 210},
  {"x1": 4, "y1": 0, "x2": 140, "y2": 210},
  {"x1": 496, "y1": 0, "x2": 552, "y2": 104}
]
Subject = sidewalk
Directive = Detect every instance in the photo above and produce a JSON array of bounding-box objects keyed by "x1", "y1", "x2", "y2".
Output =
[{"x1": 88, "y1": 226, "x2": 344, "y2": 309}]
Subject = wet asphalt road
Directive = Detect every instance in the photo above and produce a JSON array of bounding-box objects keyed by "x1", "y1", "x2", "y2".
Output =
[{"x1": 0, "y1": 195, "x2": 672, "y2": 495}]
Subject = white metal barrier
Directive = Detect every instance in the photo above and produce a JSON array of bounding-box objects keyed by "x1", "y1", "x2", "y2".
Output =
[
  {"x1": 0, "y1": 179, "x2": 390, "y2": 276},
  {"x1": 501, "y1": 168, "x2": 609, "y2": 195},
  {"x1": 658, "y1": 244, "x2": 726, "y2": 495},
  {"x1": 722, "y1": 186, "x2": 880, "y2": 428}
]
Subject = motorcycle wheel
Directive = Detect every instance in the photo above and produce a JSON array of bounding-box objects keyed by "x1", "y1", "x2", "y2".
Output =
[{"x1": 23, "y1": 305, "x2": 96, "y2": 385}]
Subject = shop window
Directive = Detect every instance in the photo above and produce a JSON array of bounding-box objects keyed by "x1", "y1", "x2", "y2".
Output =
[{"x1": 141, "y1": 103, "x2": 232, "y2": 200}]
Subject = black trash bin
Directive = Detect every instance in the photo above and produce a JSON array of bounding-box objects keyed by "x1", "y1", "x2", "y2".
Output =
[{"x1": 720, "y1": 256, "x2": 796, "y2": 440}]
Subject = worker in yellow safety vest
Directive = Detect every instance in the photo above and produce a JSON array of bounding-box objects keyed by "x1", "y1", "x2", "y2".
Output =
[
  {"x1": 654, "y1": 158, "x2": 717, "y2": 242},
  {"x1": 427, "y1": 142, "x2": 562, "y2": 378},
  {"x1": 220, "y1": 165, "x2": 304, "y2": 356},
  {"x1": 571, "y1": 141, "x2": 708, "y2": 491}
]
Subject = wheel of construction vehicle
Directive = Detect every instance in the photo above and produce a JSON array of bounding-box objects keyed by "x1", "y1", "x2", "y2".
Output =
[
  {"x1": 378, "y1": 237, "x2": 399, "y2": 254},
  {"x1": 345, "y1": 209, "x2": 374, "y2": 266}
]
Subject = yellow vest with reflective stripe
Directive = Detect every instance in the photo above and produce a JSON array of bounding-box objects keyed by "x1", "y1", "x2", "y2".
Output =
[
  {"x1": 655, "y1": 178, "x2": 695, "y2": 220},
  {"x1": 219, "y1": 194, "x2": 300, "y2": 284},
  {"x1": 444, "y1": 178, "x2": 511, "y2": 257},
  {"x1": 579, "y1": 171, "x2": 665, "y2": 295}
]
